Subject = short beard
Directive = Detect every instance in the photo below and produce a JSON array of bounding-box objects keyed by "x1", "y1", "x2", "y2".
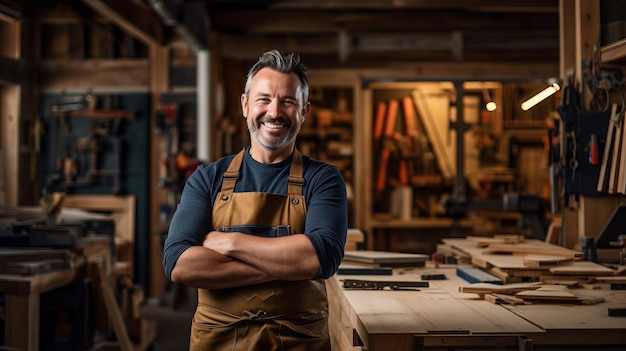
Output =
[{"x1": 248, "y1": 117, "x2": 301, "y2": 150}]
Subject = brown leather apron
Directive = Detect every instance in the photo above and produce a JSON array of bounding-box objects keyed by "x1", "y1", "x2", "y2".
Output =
[{"x1": 190, "y1": 149, "x2": 330, "y2": 351}]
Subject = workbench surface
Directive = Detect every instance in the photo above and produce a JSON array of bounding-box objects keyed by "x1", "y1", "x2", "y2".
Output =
[{"x1": 328, "y1": 266, "x2": 626, "y2": 351}]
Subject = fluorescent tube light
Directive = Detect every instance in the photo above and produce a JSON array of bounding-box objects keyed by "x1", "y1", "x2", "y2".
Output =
[{"x1": 521, "y1": 83, "x2": 560, "y2": 111}]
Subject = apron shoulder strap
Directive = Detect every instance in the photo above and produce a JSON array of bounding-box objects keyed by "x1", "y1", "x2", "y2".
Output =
[
  {"x1": 288, "y1": 149, "x2": 305, "y2": 196},
  {"x1": 220, "y1": 149, "x2": 245, "y2": 194}
]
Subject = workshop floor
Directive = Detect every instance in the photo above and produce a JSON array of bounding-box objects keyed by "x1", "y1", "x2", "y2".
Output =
[{"x1": 139, "y1": 299, "x2": 195, "y2": 351}]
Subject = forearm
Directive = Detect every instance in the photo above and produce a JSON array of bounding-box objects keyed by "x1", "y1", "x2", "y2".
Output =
[
  {"x1": 205, "y1": 232, "x2": 321, "y2": 280},
  {"x1": 170, "y1": 246, "x2": 276, "y2": 289}
]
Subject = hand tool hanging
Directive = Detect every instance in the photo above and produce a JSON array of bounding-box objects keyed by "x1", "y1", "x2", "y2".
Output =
[
  {"x1": 30, "y1": 117, "x2": 44, "y2": 181},
  {"x1": 557, "y1": 77, "x2": 612, "y2": 205},
  {"x1": 59, "y1": 112, "x2": 77, "y2": 187},
  {"x1": 157, "y1": 102, "x2": 180, "y2": 189}
]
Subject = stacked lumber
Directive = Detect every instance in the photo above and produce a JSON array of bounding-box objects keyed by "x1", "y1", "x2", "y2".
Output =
[
  {"x1": 439, "y1": 236, "x2": 616, "y2": 284},
  {"x1": 459, "y1": 282, "x2": 606, "y2": 305}
]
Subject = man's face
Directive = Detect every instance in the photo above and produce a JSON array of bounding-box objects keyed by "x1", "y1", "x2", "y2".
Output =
[{"x1": 241, "y1": 67, "x2": 309, "y2": 151}]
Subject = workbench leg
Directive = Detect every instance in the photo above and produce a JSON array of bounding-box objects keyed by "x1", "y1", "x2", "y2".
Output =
[
  {"x1": 518, "y1": 336, "x2": 533, "y2": 351},
  {"x1": 89, "y1": 262, "x2": 134, "y2": 351},
  {"x1": 5, "y1": 293, "x2": 39, "y2": 351}
]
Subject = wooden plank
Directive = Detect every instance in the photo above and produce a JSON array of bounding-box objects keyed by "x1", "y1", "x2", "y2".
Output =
[
  {"x1": 459, "y1": 282, "x2": 542, "y2": 295},
  {"x1": 522, "y1": 254, "x2": 574, "y2": 267},
  {"x1": 574, "y1": 0, "x2": 600, "y2": 110},
  {"x1": 608, "y1": 110, "x2": 623, "y2": 193},
  {"x1": 465, "y1": 235, "x2": 525, "y2": 247},
  {"x1": 411, "y1": 89, "x2": 455, "y2": 179},
  {"x1": 484, "y1": 293, "x2": 528, "y2": 305},
  {"x1": 548, "y1": 261, "x2": 616, "y2": 275},
  {"x1": 597, "y1": 103, "x2": 618, "y2": 192},
  {"x1": 148, "y1": 44, "x2": 171, "y2": 299},
  {"x1": 343, "y1": 250, "x2": 428, "y2": 266},
  {"x1": 345, "y1": 228, "x2": 365, "y2": 251},
  {"x1": 481, "y1": 242, "x2": 583, "y2": 258},
  {"x1": 516, "y1": 286, "x2": 578, "y2": 301},
  {"x1": 0, "y1": 85, "x2": 20, "y2": 205},
  {"x1": 617, "y1": 109, "x2": 626, "y2": 194},
  {"x1": 594, "y1": 276, "x2": 626, "y2": 283},
  {"x1": 0, "y1": 21, "x2": 18, "y2": 205}
]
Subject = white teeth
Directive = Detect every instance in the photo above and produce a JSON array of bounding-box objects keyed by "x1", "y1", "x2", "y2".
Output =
[{"x1": 264, "y1": 122, "x2": 284, "y2": 129}]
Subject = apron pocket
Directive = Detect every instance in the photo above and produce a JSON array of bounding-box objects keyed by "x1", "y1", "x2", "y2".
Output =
[{"x1": 217, "y1": 225, "x2": 291, "y2": 237}]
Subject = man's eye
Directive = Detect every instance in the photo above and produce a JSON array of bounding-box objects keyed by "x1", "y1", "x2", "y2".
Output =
[{"x1": 283, "y1": 100, "x2": 296, "y2": 106}]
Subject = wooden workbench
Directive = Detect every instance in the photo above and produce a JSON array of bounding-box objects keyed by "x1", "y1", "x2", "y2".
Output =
[
  {"x1": 328, "y1": 266, "x2": 626, "y2": 351},
  {"x1": 0, "y1": 236, "x2": 113, "y2": 351}
]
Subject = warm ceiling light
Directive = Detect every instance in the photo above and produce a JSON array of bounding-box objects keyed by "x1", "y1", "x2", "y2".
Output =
[
  {"x1": 482, "y1": 88, "x2": 496, "y2": 111},
  {"x1": 521, "y1": 83, "x2": 560, "y2": 111}
]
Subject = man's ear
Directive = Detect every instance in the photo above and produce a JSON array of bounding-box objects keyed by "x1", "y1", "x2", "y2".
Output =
[
  {"x1": 301, "y1": 101, "x2": 311, "y2": 121},
  {"x1": 241, "y1": 93, "x2": 248, "y2": 118}
]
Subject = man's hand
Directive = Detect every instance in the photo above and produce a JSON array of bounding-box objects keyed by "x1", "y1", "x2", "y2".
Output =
[{"x1": 203, "y1": 230, "x2": 236, "y2": 256}]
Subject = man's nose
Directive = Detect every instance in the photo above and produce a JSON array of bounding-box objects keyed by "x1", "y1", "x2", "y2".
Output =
[{"x1": 266, "y1": 99, "x2": 279, "y2": 117}]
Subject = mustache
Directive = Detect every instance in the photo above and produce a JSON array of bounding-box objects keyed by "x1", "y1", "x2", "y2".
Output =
[{"x1": 258, "y1": 116, "x2": 291, "y2": 126}]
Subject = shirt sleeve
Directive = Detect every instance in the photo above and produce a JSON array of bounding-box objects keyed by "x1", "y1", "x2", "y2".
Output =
[
  {"x1": 162, "y1": 165, "x2": 215, "y2": 281},
  {"x1": 302, "y1": 164, "x2": 348, "y2": 279}
]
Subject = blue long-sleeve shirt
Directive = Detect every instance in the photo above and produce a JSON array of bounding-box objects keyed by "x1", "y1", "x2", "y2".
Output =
[{"x1": 163, "y1": 148, "x2": 348, "y2": 281}]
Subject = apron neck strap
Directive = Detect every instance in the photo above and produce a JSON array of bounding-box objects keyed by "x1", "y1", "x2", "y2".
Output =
[{"x1": 220, "y1": 148, "x2": 305, "y2": 195}]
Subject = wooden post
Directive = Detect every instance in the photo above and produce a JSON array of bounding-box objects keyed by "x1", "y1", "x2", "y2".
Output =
[{"x1": 148, "y1": 44, "x2": 170, "y2": 299}]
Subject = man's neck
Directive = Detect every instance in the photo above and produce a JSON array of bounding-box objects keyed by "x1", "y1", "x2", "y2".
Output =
[{"x1": 248, "y1": 144, "x2": 294, "y2": 164}]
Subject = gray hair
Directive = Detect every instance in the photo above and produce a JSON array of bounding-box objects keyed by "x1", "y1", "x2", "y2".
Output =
[{"x1": 244, "y1": 50, "x2": 309, "y2": 106}]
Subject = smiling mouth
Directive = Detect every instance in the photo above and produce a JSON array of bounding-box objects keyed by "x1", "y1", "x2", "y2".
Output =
[{"x1": 261, "y1": 120, "x2": 288, "y2": 130}]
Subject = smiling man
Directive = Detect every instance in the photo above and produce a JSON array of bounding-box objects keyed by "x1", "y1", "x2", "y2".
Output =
[{"x1": 162, "y1": 50, "x2": 348, "y2": 351}]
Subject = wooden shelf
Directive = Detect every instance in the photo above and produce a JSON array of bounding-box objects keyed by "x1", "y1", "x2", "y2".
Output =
[{"x1": 601, "y1": 37, "x2": 626, "y2": 63}]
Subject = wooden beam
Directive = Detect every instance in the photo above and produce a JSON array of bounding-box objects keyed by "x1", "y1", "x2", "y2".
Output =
[
  {"x1": 209, "y1": 10, "x2": 558, "y2": 34},
  {"x1": 574, "y1": 0, "x2": 600, "y2": 109},
  {"x1": 80, "y1": 0, "x2": 164, "y2": 47},
  {"x1": 268, "y1": 0, "x2": 558, "y2": 12},
  {"x1": 39, "y1": 59, "x2": 149, "y2": 89},
  {"x1": 1, "y1": 85, "x2": 20, "y2": 205},
  {"x1": 559, "y1": 0, "x2": 577, "y2": 79},
  {"x1": 148, "y1": 44, "x2": 169, "y2": 298}
]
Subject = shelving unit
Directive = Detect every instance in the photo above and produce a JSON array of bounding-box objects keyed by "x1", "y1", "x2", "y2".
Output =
[
  {"x1": 601, "y1": 37, "x2": 626, "y2": 63},
  {"x1": 357, "y1": 81, "x2": 486, "y2": 252},
  {"x1": 298, "y1": 82, "x2": 358, "y2": 226}
]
